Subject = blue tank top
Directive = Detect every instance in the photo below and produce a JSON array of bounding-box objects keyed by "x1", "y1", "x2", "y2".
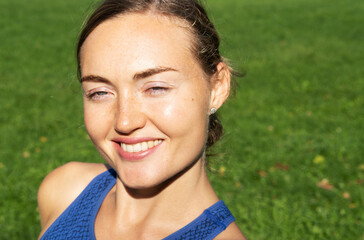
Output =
[{"x1": 40, "y1": 169, "x2": 235, "y2": 239}]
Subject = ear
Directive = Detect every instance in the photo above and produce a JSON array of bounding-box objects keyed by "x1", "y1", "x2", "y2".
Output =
[{"x1": 209, "y1": 62, "x2": 231, "y2": 112}]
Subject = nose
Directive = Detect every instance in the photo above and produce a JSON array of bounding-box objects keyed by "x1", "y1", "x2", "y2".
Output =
[{"x1": 114, "y1": 93, "x2": 147, "y2": 135}]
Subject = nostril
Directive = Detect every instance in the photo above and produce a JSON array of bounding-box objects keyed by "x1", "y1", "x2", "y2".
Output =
[{"x1": 114, "y1": 109, "x2": 147, "y2": 134}]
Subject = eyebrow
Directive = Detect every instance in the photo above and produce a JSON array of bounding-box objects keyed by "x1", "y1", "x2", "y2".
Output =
[
  {"x1": 80, "y1": 67, "x2": 178, "y2": 83},
  {"x1": 80, "y1": 75, "x2": 110, "y2": 83},
  {"x1": 133, "y1": 67, "x2": 178, "y2": 80}
]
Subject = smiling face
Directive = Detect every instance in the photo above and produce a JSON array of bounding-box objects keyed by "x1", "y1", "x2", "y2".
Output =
[{"x1": 80, "y1": 13, "x2": 220, "y2": 189}]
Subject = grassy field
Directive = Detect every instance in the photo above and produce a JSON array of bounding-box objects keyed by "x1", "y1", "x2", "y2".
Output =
[{"x1": 0, "y1": 0, "x2": 363, "y2": 239}]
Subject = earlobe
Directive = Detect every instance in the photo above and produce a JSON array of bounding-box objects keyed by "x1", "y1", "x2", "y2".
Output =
[{"x1": 209, "y1": 62, "x2": 231, "y2": 111}]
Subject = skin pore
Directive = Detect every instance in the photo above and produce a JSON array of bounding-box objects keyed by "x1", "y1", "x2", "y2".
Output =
[{"x1": 38, "y1": 11, "x2": 245, "y2": 239}]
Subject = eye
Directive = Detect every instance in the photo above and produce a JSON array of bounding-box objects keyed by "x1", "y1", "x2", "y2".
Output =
[
  {"x1": 146, "y1": 86, "x2": 169, "y2": 96},
  {"x1": 86, "y1": 91, "x2": 111, "y2": 100}
]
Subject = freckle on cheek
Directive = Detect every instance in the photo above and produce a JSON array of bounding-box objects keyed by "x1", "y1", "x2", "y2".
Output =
[{"x1": 191, "y1": 98, "x2": 194, "y2": 101}]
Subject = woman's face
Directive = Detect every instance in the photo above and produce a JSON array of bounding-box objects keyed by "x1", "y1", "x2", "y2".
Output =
[{"x1": 80, "y1": 13, "x2": 221, "y2": 189}]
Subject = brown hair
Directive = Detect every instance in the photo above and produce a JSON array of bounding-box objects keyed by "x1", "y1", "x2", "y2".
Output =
[{"x1": 77, "y1": 0, "x2": 238, "y2": 151}]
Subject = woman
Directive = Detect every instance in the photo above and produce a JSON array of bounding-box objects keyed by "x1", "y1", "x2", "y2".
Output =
[{"x1": 38, "y1": 0, "x2": 246, "y2": 239}]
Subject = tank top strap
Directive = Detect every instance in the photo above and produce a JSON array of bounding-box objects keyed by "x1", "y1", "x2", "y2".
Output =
[
  {"x1": 40, "y1": 168, "x2": 117, "y2": 240},
  {"x1": 163, "y1": 200, "x2": 235, "y2": 240}
]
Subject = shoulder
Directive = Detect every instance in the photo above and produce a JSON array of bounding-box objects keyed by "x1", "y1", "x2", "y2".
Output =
[
  {"x1": 215, "y1": 222, "x2": 247, "y2": 240},
  {"x1": 37, "y1": 162, "x2": 109, "y2": 235}
]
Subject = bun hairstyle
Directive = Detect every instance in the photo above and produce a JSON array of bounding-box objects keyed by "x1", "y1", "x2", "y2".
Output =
[{"x1": 77, "y1": 0, "x2": 239, "y2": 152}]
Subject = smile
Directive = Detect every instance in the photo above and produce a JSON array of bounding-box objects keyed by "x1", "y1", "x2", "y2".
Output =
[{"x1": 120, "y1": 140, "x2": 162, "y2": 153}]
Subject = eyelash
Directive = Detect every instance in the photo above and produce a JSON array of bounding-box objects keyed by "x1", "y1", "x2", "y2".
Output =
[
  {"x1": 146, "y1": 86, "x2": 169, "y2": 96},
  {"x1": 85, "y1": 85, "x2": 170, "y2": 100},
  {"x1": 86, "y1": 91, "x2": 110, "y2": 100}
]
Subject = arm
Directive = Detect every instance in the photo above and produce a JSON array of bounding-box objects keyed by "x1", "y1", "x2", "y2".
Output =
[{"x1": 215, "y1": 222, "x2": 247, "y2": 240}]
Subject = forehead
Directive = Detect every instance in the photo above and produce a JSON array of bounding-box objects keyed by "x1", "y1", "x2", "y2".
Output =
[{"x1": 80, "y1": 13, "x2": 198, "y2": 77}]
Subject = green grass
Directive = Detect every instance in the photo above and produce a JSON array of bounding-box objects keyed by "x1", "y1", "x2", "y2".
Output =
[{"x1": 0, "y1": 0, "x2": 363, "y2": 239}]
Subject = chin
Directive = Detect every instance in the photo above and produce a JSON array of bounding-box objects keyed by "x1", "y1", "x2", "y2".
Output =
[
  {"x1": 117, "y1": 164, "x2": 189, "y2": 196},
  {"x1": 118, "y1": 168, "x2": 166, "y2": 188},
  {"x1": 120, "y1": 176, "x2": 173, "y2": 197},
  {"x1": 123, "y1": 177, "x2": 160, "y2": 189}
]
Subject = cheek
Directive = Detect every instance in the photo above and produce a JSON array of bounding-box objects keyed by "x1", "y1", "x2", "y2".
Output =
[
  {"x1": 83, "y1": 102, "x2": 113, "y2": 141},
  {"x1": 149, "y1": 89, "x2": 209, "y2": 140}
]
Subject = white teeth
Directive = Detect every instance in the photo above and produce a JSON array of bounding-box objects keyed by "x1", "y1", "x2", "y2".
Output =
[
  {"x1": 141, "y1": 142, "x2": 148, "y2": 151},
  {"x1": 121, "y1": 140, "x2": 162, "y2": 153},
  {"x1": 134, "y1": 143, "x2": 141, "y2": 152},
  {"x1": 126, "y1": 144, "x2": 133, "y2": 153}
]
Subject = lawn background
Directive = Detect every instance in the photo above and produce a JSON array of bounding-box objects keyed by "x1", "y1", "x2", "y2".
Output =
[{"x1": 0, "y1": 0, "x2": 363, "y2": 239}]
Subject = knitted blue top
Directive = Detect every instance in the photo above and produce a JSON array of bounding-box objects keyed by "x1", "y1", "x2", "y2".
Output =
[{"x1": 40, "y1": 169, "x2": 235, "y2": 240}]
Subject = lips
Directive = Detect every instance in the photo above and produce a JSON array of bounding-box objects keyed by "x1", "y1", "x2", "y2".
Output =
[{"x1": 112, "y1": 138, "x2": 163, "y2": 161}]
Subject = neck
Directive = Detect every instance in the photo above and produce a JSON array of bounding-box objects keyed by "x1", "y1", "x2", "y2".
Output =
[{"x1": 112, "y1": 158, "x2": 218, "y2": 229}]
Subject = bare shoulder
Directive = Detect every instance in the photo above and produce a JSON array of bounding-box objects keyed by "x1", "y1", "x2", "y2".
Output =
[
  {"x1": 37, "y1": 162, "x2": 109, "y2": 236},
  {"x1": 215, "y1": 222, "x2": 247, "y2": 240}
]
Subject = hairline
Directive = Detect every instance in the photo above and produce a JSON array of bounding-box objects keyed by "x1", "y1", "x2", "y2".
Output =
[{"x1": 77, "y1": 9, "x2": 212, "y2": 82}]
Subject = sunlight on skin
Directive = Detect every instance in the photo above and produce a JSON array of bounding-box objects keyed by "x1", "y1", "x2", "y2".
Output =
[{"x1": 80, "y1": 13, "x2": 227, "y2": 190}]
